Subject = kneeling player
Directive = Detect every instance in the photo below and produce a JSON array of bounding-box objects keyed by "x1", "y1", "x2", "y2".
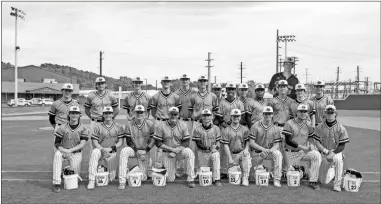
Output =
[
  {"x1": 52, "y1": 106, "x2": 89, "y2": 193},
  {"x1": 313, "y1": 105, "x2": 349, "y2": 192},
  {"x1": 282, "y1": 104, "x2": 322, "y2": 190},
  {"x1": 220, "y1": 109, "x2": 252, "y2": 186},
  {"x1": 193, "y1": 109, "x2": 222, "y2": 186},
  {"x1": 153, "y1": 107, "x2": 196, "y2": 188},
  {"x1": 118, "y1": 105, "x2": 156, "y2": 190},
  {"x1": 249, "y1": 106, "x2": 283, "y2": 187},
  {"x1": 87, "y1": 106, "x2": 124, "y2": 190}
]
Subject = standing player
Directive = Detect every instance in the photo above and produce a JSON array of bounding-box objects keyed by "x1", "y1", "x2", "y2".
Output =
[
  {"x1": 237, "y1": 83, "x2": 255, "y2": 127},
  {"x1": 52, "y1": 106, "x2": 89, "y2": 193},
  {"x1": 153, "y1": 107, "x2": 196, "y2": 188},
  {"x1": 245, "y1": 84, "x2": 269, "y2": 128},
  {"x1": 313, "y1": 105, "x2": 349, "y2": 192},
  {"x1": 282, "y1": 104, "x2": 322, "y2": 190},
  {"x1": 122, "y1": 77, "x2": 151, "y2": 120},
  {"x1": 118, "y1": 105, "x2": 156, "y2": 190},
  {"x1": 249, "y1": 106, "x2": 282, "y2": 187},
  {"x1": 87, "y1": 107, "x2": 124, "y2": 190},
  {"x1": 220, "y1": 109, "x2": 252, "y2": 186},
  {"x1": 310, "y1": 80, "x2": 334, "y2": 126},
  {"x1": 289, "y1": 84, "x2": 316, "y2": 123},
  {"x1": 192, "y1": 109, "x2": 222, "y2": 186},
  {"x1": 212, "y1": 84, "x2": 222, "y2": 101}
]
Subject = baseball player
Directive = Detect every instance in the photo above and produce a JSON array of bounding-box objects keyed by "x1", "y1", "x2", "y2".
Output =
[
  {"x1": 282, "y1": 104, "x2": 322, "y2": 190},
  {"x1": 122, "y1": 77, "x2": 151, "y2": 120},
  {"x1": 118, "y1": 105, "x2": 156, "y2": 190},
  {"x1": 220, "y1": 88, "x2": 227, "y2": 100},
  {"x1": 220, "y1": 109, "x2": 252, "y2": 186},
  {"x1": 212, "y1": 84, "x2": 223, "y2": 101},
  {"x1": 87, "y1": 106, "x2": 124, "y2": 190},
  {"x1": 249, "y1": 106, "x2": 282, "y2": 187},
  {"x1": 153, "y1": 107, "x2": 196, "y2": 188},
  {"x1": 246, "y1": 84, "x2": 270, "y2": 128},
  {"x1": 310, "y1": 80, "x2": 334, "y2": 126},
  {"x1": 192, "y1": 109, "x2": 222, "y2": 186},
  {"x1": 237, "y1": 83, "x2": 255, "y2": 127},
  {"x1": 149, "y1": 76, "x2": 182, "y2": 167},
  {"x1": 289, "y1": 83, "x2": 316, "y2": 123},
  {"x1": 313, "y1": 105, "x2": 349, "y2": 192},
  {"x1": 52, "y1": 106, "x2": 89, "y2": 193}
]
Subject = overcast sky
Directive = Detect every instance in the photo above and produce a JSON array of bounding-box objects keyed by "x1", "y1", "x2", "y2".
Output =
[{"x1": 2, "y1": 2, "x2": 380, "y2": 87}]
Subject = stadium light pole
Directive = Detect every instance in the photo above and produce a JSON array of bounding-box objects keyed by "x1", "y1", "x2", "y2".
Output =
[
  {"x1": 278, "y1": 35, "x2": 296, "y2": 58},
  {"x1": 10, "y1": 7, "x2": 26, "y2": 106}
]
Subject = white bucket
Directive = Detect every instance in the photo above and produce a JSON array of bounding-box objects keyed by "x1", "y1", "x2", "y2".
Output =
[
  {"x1": 152, "y1": 172, "x2": 166, "y2": 187},
  {"x1": 199, "y1": 171, "x2": 212, "y2": 186},
  {"x1": 128, "y1": 172, "x2": 143, "y2": 187},
  {"x1": 256, "y1": 171, "x2": 270, "y2": 186},
  {"x1": 63, "y1": 174, "x2": 82, "y2": 190},
  {"x1": 343, "y1": 174, "x2": 362, "y2": 192},
  {"x1": 95, "y1": 172, "x2": 109, "y2": 187},
  {"x1": 287, "y1": 171, "x2": 301, "y2": 187},
  {"x1": 228, "y1": 171, "x2": 242, "y2": 185}
]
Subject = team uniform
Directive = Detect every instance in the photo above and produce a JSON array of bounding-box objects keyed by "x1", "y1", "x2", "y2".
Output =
[
  {"x1": 192, "y1": 124, "x2": 221, "y2": 181},
  {"x1": 314, "y1": 120, "x2": 349, "y2": 186},
  {"x1": 49, "y1": 99, "x2": 80, "y2": 126},
  {"x1": 289, "y1": 98, "x2": 315, "y2": 121},
  {"x1": 52, "y1": 122, "x2": 89, "y2": 185},
  {"x1": 249, "y1": 121, "x2": 283, "y2": 180},
  {"x1": 153, "y1": 121, "x2": 196, "y2": 182},
  {"x1": 240, "y1": 97, "x2": 255, "y2": 126},
  {"x1": 246, "y1": 98, "x2": 270, "y2": 126},
  {"x1": 189, "y1": 91, "x2": 219, "y2": 121},
  {"x1": 88, "y1": 122, "x2": 125, "y2": 182},
  {"x1": 268, "y1": 96, "x2": 294, "y2": 127},
  {"x1": 122, "y1": 91, "x2": 151, "y2": 120},
  {"x1": 282, "y1": 119, "x2": 322, "y2": 183},
  {"x1": 310, "y1": 95, "x2": 334, "y2": 125},
  {"x1": 119, "y1": 119, "x2": 155, "y2": 183},
  {"x1": 220, "y1": 124, "x2": 252, "y2": 181}
]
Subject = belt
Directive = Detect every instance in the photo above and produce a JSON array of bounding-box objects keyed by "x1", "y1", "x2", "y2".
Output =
[
  {"x1": 181, "y1": 118, "x2": 194, "y2": 121},
  {"x1": 72, "y1": 150, "x2": 82, "y2": 154},
  {"x1": 162, "y1": 150, "x2": 173, "y2": 153},
  {"x1": 156, "y1": 118, "x2": 168, "y2": 121},
  {"x1": 275, "y1": 123, "x2": 285, "y2": 127},
  {"x1": 92, "y1": 118, "x2": 103, "y2": 122},
  {"x1": 232, "y1": 150, "x2": 243, "y2": 154},
  {"x1": 285, "y1": 148, "x2": 300, "y2": 152},
  {"x1": 253, "y1": 150, "x2": 262, "y2": 153}
]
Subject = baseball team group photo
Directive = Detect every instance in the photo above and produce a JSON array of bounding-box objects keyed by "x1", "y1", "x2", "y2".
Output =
[{"x1": 1, "y1": 1, "x2": 380, "y2": 203}]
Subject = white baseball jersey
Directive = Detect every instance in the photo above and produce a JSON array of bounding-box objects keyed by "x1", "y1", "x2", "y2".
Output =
[
  {"x1": 220, "y1": 125, "x2": 250, "y2": 153},
  {"x1": 246, "y1": 98, "x2": 271, "y2": 125},
  {"x1": 175, "y1": 88, "x2": 193, "y2": 119},
  {"x1": 282, "y1": 119, "x2": 315, "y2": 151},
  {"x1": 289, "y1": 98, "x2": 315, "y2": 120},
  {"x1": 192, "y1": 124, "x2": 221, "y2": 148},
  {"x1": 268, "y1": 96, "x2": 294, "y2": 125},
  {"x1": 91, "y1": 122, "x2": 125, "y2": 147},
  {"x1": 314, "y1": 121, "x2": 349, "y2": 150},
  {"x1": 215, "y1": 98, "x2": 245, "y2": 123},
  {"x1": 153, "y1": 121, "x2": 190, "y2": 148},
  {"x1": 249, "y1": 121, "x2": 282, "y2": 149},
  {"x1": 124, "y1": 119, "x2": 155, "y2": 149}
]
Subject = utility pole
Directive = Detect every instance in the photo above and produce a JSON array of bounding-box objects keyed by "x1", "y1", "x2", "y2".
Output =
[
  {"x1": 365, "y1": 77, "x2": 369, "y2": 93},
  {"x1": 356, "y1": 65, "x2": 360, "y2": 93},
  {"x1": 214, "y1": 76, "x2": 217, "y2": 84},
  {"x1": 335, "y1": 67, "x2": 340, "y2": 99},
  {"x1": 156, "y1": 80, "x2": 157, "y2": 90},
  {"x1": 205, "y1": 52, "x2": 213, "y2": 92},
  {"x1": 239, "y1": 62, "x2": 245, "y2": 83},
  {"x1": 304, "y1": 68, "x2": 310, "y2": 84},
  {"x1": 349, "y1": 78, "x2": 352, "y2": 94},
  {"x1": 292, "y1": 57, "x2": 299, "y2": 75},
  {"x1": 276, "y1": 29, "x2": 279, "y2": 73},
  {"x1": 278, "y1": 34, "x2": 296, "y2": 59},
  {"x1": 10, "y1": 7, "x2": 26, "y2": 106},
  {"x1": 278, "y1": 58, "x2": 283, "y2": 72},
  {"x1": 100, "y1": 51, "x2": 104, "y2": 76}
]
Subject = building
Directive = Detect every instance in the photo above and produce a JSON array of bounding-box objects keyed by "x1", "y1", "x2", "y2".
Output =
[{"x1": 1, "y1": 65, "x2": 79, "y2": 102}]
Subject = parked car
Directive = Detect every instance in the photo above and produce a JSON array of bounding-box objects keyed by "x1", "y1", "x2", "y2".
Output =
[
  {"x1": 37, "y1": 98, "x2": 54, "y2": 106},
  {"x1": 27, "y1": 98, "x2": 42, "y2": 105},
  {"x1": 7, "y1": 98, "x2": 31, "y2": 107}
]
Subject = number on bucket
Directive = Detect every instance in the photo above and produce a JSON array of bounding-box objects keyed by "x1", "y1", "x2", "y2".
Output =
[
  {"x1": 261, "y1": 179, "x2": 267, "y2": 184},
  {"x1": 157, "y1": 178, "x2": 161, "y2": 184},
  {"x1": 203, "y1": 179, "x2": 209, "y2": 184},
  {"x1": 134, "y1": 180, "x2": 137, "y2": 184},
  {"x1": 231, "y1": 177, "x2": 235, "y2": 182},
  {"x1": 294, "y1": 180, "x2": 297, "y2": 185},
  {"x1": 351, "y1": 184, "x2": 357, "y2": 190}
]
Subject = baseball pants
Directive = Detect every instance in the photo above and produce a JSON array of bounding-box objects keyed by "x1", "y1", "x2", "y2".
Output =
[
  {"x1": 220, "y1": 126, "x2": 228, "y2": 174},
  {"x1": 162, "y1": 148, "x2": 196, "y2": 182},
  {"x1": 88, "y1": 148, "x2": 118, "y2": 182},
  {"x1": 251, "y1": 150, "x2": 283, "y2": 180},
  {"x1": 177, "y1": 120, "x2": 198, "y2": 175},
  {"x1": 198, "y1": 151, "x2": 220, "y2": 181},
  {"x1": 53, "y1": 151, "x2": 82, "y2": 185},
  {"x1": 118, "y1": 147, "x2": 150, "y2": 184},
  {"x1": 231, "y1": 150, "x2": 252, "y2": 180},
  {"x1": 286, "y1": 150, "x2": 322, "y2": 182},
  {"x1": 278, "y1": 126, "x2": 291, "y2": 174},
  {"x1": 319, "y1": 152, "x2": 344, "y2": 186}
]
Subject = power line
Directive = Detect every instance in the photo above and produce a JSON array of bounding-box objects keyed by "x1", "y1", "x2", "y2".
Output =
[{"x1": 238, "y1": 62, "x2": 246, "y2": 83}]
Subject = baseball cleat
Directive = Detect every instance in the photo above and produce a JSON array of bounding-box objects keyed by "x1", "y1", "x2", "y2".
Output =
[
  {"x1": 220, "y1": 173, "x2": 228, "y2": 179},
  {"x1": 309, "y1": 182, "x2": 320, "y2": 190},
  {"x1": 333, "y1": 185, "x2": 342, "y2": 192},
  {"x1": 52, "y1": 184, "x2": 60, "y2": 193},
  {"x1": 214, "y1": 180, "x2": 222, "y2": 187},
  {"x1": 274, "y1": 180, "x2": 281, "y2": 187},
  {"x1": 188, "y1": 181, "x2": 196, "y2": 188},
  {"x1": 118, "y1": 183, "x2": 126, "y2": 190},
  {"x1": 242, "y1": 178, "x2": 249, "y2": 186},
  {"x1": 87, "y1": 181, "x2": 95, "y2": 190}
]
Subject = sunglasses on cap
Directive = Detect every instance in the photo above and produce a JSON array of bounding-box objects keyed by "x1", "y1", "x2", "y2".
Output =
[
  {"x1": 231, "y1": 115, "x2": 240, "y2": 117},
  {"x1": 263, "y1": 112, "x2": 273, "y2": 115},
  {"x1": 96, "y1": 82, "x2": 106, "y2": 85},
  {"x1": 278, "y1": 85, "x2": 287, "y2": 88},
  {"x1": 169, "y1": 113, "x2": 179, "y2": 116},
  {"x1": 213, "y1": 88, "x2": 221, "y2": 90},
  {"x1": 315, "y1": 85, "x2": 324, "y2": 88},
  {"x1": 202, "y1": 114, "x2": 212, "y2": 117},
  {"x1": 136, "y1": 111, "x2": 144, "y2": 114},
  {"x1": 255, "y1": 88, "x2": 265, "y2": 91},
  {"x1": 62, "y1": 89, "x2": 73, "y2": 92},
  {"x1": 133, "y1": 81, "x2": 143, "y2": 84},
  {"x1": 326, "y1": 110, "x2": 335, "y2": 114},
  {"x1": 299, "y1": 110, "x2": 308, "y2": 113},
  {"x1": 239, "y1": 88, "x2": 248, "y2": 91}
]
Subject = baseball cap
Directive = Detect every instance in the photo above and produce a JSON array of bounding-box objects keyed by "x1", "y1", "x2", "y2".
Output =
[
  {"x1": 132, "y1": 77, "x2": 143, "y2": 83},
  {"x1": 134, "y1": 105, "x2": 145, "y2": 112},
  {"x1": 277, "y1": 80, "x2": 288, "y2": 86},
  {"x1": 161, "y1": 76, "x2": 171, "y2": 81},
  {"x1": 168, "y1": 107, "x2": 179, "y2": 114},
  {"x1": 295, "y1": 83, "x2": 306, "y2": 90},
  {"x1": 69, "y1": 106, "x2": 81, "y2": 113},
  {"x1": 103, "y1": 106, "x2": 113, "y2": 113},
  {"x1": 212, "y1": 84, "x2": 221, "y2": 89},
  {"x1": 230, "y1": 109, "x2": 241, "y2": 116},
  {"x1": 226, "y1": 83, "x2": 236, "y2": 89},
  {"x1": 198, "y1": 75, "x2": 208, "y2": 81},
  {"x1": 284, "y1": 57, "x2": 295, "y2": 64},
  {"x1": 238, "y1": 83, "x2": 248, "y2": 89},
  {"x1": 95, "y1": 77, "x2": 106, "y2": 83},
  {"x1": 201, "y1": 109, "x2": 212, "y2": 115},
  {"x1": 314, "y1": 80, "x2": 326, "y2": 86},
  {"x1": 297, "y1": 104, "x2": 309, "y2": 111},
  {"x1": 262, "y1": 106, "x2": 273, "y2": 113},
  {"x1": 180, "y1": 74, "x2": 190, "y2": 80},
  {"x1": 255, "y1": 84, "x2": 265, "y2": 90},
  {"x1": 62, "y1": 83, "x2": 73, "y2": 90},
  {"x1": 325, "y1": 105, "x2": 336, "y2": 112}
]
